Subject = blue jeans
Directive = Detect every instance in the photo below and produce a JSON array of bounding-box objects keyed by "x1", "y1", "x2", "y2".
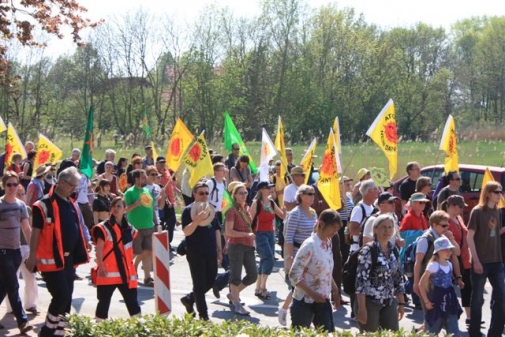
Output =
[
  {"x1": 255, "y1": 231, "x2": 275, "y2": 275},
  {"x1": 427, "y1": 315, "x2": 460, "y2": 336},
  {"x1": 290, "y1": 298, "x2": 335, "y2": 332},
  {"x1": 470, "y1": 262, "x2": 505, "y2": 337},
  {"x1": 0, "y1": 248, "x2": 28, "y2": 328}
]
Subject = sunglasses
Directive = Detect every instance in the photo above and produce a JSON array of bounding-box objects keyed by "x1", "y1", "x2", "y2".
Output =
[
  {"x1": 451, "y1": 177, "x2": 461, "y2": 181},
  {"x1": 439, "y1": 223, "x2": 449, "y2": 228},
  {"x1": 304, "y1": 192, "x2": 315, "y2": 196},
  {"x1": 237, "y1": 191, "x2": 248, "y2": 195},
  {"x1": 275, "y1": 164, "x2": 281, "y2": 166},
  {"x1": 492, "y1": 190, "x2": 503, "y2": 194},
  {"x1": 150, "y1": 173, "x2": 158, "y2": 176},
  {"x1": 198, "y1": 192, "x2": 209, "y2": 196},
  {"x1": 5, "y1": 183, "x2": 18, "y2": 188}
]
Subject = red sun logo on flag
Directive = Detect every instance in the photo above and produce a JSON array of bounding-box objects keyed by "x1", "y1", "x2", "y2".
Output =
[
  {"x1": 189, "y1": 144, "x2": 201, "y2": 162},
  {"x1": 38, "y1": 150, "x2": 50, "y2": 164},
  {"x1": 448, "y1": 135, "x2": 455, "y2": 154},
  {"x1": 320, "y1": 153, "x2": 333, "y2": 175},
  {"x1": 384, "y1": 122, "x2": 398, "y2": 144},
  {"x1": 171, "y1": 138, "x2": 181, "y2": 157},
  {"x1": 5, "y1": 143, "x2": 13, "y2": 162}
]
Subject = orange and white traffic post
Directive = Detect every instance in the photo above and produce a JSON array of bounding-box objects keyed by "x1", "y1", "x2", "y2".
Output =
[{"x1": 152, "y1": 227, "x2": 171, "y2": 315}]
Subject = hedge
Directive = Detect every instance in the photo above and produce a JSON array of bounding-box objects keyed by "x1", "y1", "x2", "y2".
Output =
[{"x1": 66, "y1": 314, "x2": 436, "y2": 336}]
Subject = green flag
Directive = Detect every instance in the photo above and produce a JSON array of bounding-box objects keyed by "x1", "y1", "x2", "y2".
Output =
[
  {"x1": 142, "y1": 108, "x2": 151, "y2": 138},
  {"x1": 79, "y1": 106, "x2": 94, "y2": 179},
  {"x1": 223, "y1": 112, "x2": 258, "y2": 174},
  {"x1": 221, "y1": 189, "x2": 234, "y2": 223}
]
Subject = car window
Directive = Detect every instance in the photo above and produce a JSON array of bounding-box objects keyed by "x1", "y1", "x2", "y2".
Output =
[
  {"x1": 420, "y1": 168, "x2": 444, "y2": 191},
  {"x1": 460, "y1": 171, "x2": 482, "y2": 192}
]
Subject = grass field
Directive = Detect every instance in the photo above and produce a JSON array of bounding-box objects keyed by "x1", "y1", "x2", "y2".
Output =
[{"x1": 50, "y1": 136, "x2": 505, "y2": 182}]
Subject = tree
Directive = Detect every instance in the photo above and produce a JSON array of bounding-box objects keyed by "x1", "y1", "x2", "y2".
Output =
[{"x1": 0, "y1": 0, "x2": 100, "y2": 82}]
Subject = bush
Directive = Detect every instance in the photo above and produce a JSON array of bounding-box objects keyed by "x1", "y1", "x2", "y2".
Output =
[{"x1": 66, "y1": 313, "x2": 436, "y2": 336}]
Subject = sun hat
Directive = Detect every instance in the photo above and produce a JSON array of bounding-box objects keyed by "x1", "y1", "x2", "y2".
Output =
[
  {"x1": 34, "y1": 165, "x2": 51, "y2": 178},
  {"x1": 190, "y1": 202, "x2": 216, "y2": 227},
  {"x1": 410, "y1": 192, "x2": 430, "y2": 202},
  {"x1": 290, "y1": 166, "x2": 305, "y2": 176},
  {"x1": 357, "y1": 168, "x2": 369, "y2": 180},
  {"x1": 433, "y1": 237, "x2": 456, "y2": 254}
]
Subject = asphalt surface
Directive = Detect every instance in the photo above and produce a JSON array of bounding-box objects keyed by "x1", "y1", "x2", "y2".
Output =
[{"x1": 0, "y1": 227, "x2": 495, "y2": 336}]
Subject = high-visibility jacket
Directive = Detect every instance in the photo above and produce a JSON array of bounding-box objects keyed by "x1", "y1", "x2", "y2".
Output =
[
  {"x1": 92, "y1": 219, "x2": 138, "y2": 288},
  {"x1": 33, "y1": 188, "x2": 90, "y2": 272}
]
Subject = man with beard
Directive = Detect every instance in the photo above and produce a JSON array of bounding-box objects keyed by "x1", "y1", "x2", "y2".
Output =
[{"x1": 124, "y1": 169, "x2": 158, "y2": 287}]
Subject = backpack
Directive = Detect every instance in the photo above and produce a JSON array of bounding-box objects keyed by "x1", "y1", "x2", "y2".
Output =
[
  {"x1": 206, "y1": 177, "x2": 226, "y2": 206},
  {"x1": 342, "y1": 242, "x2": 399, "y2": 295},
  {"x1": 351, "y1": 203, "x2": 378, "y2": 247},
  {"x1": 403, "y1": 231, "x2": 435, "y2": 278}
]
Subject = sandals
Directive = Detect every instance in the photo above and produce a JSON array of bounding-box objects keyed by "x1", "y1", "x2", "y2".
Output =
[
  {"x1": 256, "y1": 288, "x2": 271, "y2": 300},
  {"x1": 144, "y1": 277, "x2": 154, "y2": 287}
]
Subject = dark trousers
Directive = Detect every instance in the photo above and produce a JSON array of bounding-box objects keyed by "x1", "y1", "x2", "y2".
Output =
[
  {"x1": 0, "y1": 248, "x2": 27, "y2": 327},
  {"x1": 291, "y1": 298, "x2": 335, "y2": 332},
  {"x1": 185, "y1": 251, "x2": 217, "y2": 319},
  {"x1": 164, "y1": 207, "x2": 176, "y2": 244},
  {"x1": 339, "y1": 220, "x2": 350, "y2": 264},
  {"x1": 96, "y1": 283, "x2": 140, "y2": 319},
  {"x1": 39, "y1": 256, "x2": 75, "y2": 337},
  {"x1": 469, "y1": 262, "x2": 505, "y2": 337}
]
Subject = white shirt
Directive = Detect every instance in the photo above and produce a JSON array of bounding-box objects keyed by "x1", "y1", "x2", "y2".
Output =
[
  {"x1": 284, "y1": 183, "x2": 299, "y2": 204},
  {"x1": 76, "y1": 174, "x2": 90, "y2": 204},
  {"x1": 207, "y1": 177, "x2": 225, "y2": 212},
  {"x1": 363, "y1": 212, "x2": 399, "y2": 246},
  {"x1": 146, "y1": 183, "x2": 161, "y2": 224},
  {"x1": 349, "y1": 202, "x2": 374, "y2": 254}
]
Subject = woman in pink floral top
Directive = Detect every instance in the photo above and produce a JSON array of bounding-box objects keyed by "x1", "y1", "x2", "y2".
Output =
[{"x1": 288, "y1": 209, "x2": 342, "y2": 332}]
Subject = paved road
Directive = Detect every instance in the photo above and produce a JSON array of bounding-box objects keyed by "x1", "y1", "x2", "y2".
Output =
[{"x1": 0, "y1": 227, "x2": 495, "y2": 336}]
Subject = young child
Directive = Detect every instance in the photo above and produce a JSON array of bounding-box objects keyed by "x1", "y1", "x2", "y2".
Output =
[{"x1": 419, "y1": 236, "x2": 463, "y2": 336}]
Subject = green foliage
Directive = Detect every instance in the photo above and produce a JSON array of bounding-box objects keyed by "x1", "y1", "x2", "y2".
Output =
[
  {"x1": 2, "y1": 1, "x2": 505, "y2": 146},
  {"x1": 65, "y1": 313, "x2": 436, "y2": 337}
]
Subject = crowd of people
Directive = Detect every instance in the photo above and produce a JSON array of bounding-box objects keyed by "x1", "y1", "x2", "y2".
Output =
[{"x1": 0, "y1": 141, "x2": 504, "y2": 337}]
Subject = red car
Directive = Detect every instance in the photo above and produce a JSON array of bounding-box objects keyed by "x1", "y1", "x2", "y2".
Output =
[{"x1": 393, "y1": 164, "x2": 505, "y2": 222}]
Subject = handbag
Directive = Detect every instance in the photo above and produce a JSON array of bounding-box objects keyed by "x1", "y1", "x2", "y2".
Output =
[{"x1": 177, "y1": 239, "x2": 187, "y2": 256}]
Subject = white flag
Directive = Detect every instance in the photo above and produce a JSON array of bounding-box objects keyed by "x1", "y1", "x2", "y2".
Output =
[{"x1": 259, "y1": 128, "x2": 278, "y2": 182}]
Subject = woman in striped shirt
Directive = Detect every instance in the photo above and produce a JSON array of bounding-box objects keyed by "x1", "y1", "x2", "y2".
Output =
[{"x1": 278, "y1": 184, "x2": 318, "y2": 326}]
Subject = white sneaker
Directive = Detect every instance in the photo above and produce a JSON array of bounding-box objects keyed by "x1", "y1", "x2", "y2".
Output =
[
  {"x1": 234, "y1": 303, "x2": 250, "y2": 315},
  {"x1": 278, "y1": 307, "x2": 287, "y2": 326}
]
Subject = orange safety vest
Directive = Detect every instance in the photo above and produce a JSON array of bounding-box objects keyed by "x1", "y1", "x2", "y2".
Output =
[
  {"x1": 33, "y1": 188, "x2": 90, "y2": 272},
  {"x1": 93, "y1": 220, "x2": 138, "y2": 288}
]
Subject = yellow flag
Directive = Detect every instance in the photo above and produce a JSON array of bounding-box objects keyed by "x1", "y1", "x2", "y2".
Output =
[
  {"x1": 366, "y1": 99, "x2": 398, "y2": 179},
  {"x1": 151, "y1": 141, "x2": 158, "y2": 162},
  {"x1": 183, "y1": 131, "x2": 214, "y2": 188},
  {"x1": 274, "y1": 116, "x2": 288, "y2": 178},
  {"x1": 333, "y1": 117, "x2": 342, "y2": 154},
  {"x1": 300, "y1": 138, "x2": 317, "y2": 184},
  {"x1": 332, "y1": 117, "x2": 343, "y2": 173},
  {"x1": 166, "y1": 118, "x2": 194, "y2": 172},
  {"x1": 317, "y1": 128, "x2": 342, "y2": 210},
  {"x1": 439, "y1": 115, "x2": 458, "y2": 173},
  {"x1": 482, "y1": 168, "x2": 505, "y2": 208},
  {"x1": 0, "y1": 115, "x2": 6, "y2": 133},
  {"x1": 5, "y1": 123, "x2": 27, "y2": 165},
  {"x1": 33, "y1": 134, "x2": 63, "y2": 175}
]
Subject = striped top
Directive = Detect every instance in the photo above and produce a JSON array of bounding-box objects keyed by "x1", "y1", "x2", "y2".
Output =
[
  {"x1": 341, "y1": 193, "x2": 354, "y2": 221},
  {"x1": 285, "y1": 206, "x2": 317, "y2": 253}
]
